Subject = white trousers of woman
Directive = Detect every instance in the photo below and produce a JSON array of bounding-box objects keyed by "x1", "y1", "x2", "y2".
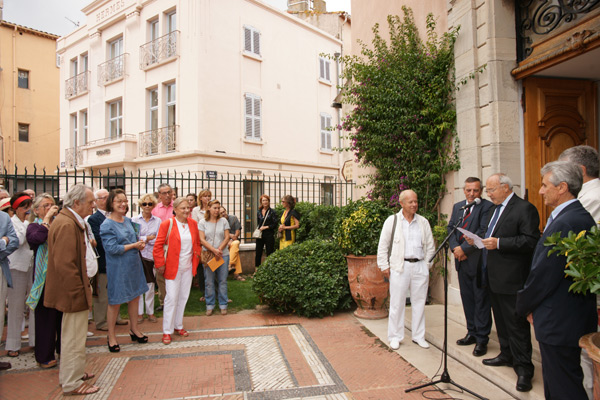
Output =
[
  {"x1": 162, "y1": 268, "x2": 192, "y2": 334},
  {"x1": 6, "y1": 268, "x2": 35, "y2": 351},
  {"x1": 138, "y1": 283, "x2": 155, "y2": 316},
  {"x1": 387, "y1": 261, "x2": 429, "y2": 343}
]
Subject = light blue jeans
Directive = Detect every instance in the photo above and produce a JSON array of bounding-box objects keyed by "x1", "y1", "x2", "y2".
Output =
[{"x1": 204, "y1": 255, "x2": 229, "y2": 310}]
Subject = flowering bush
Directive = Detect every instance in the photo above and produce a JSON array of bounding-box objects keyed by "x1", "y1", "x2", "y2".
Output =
[
  {"x1": 333, "y1": 198, "x2": 393, "y2": 256},
  {"x1": 545, "y1": 225, "x2": 600, "y2": 294},
  {"x1": 338, "y1": 7, "x2": 460, "y2": 224}
]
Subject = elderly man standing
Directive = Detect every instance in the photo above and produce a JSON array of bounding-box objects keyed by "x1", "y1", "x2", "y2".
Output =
[
  {"x1": 378, "y1": 189, "x2": 434, "y2": 350},
  {"x1": 0, "y1": 206, "x2": 19, "y2": 370},
  {"x1": 471, "y1": 173, "x2": 539, "y2": 392},
  {"x1": 44, "y1": 184, "x2": 99, "y2": 395},
  {"x1": 517, "y1": 161, "x2": 597, "y2": 399},
  {"x1": 447, "y1": 177, "x2": 493, "y2": 356},
  {"x1": 152, "y1": 183, "x2": 174, "y2": 311},
  {"x1": 559, "y1": 145, "x2": 600, "y2": 223}
]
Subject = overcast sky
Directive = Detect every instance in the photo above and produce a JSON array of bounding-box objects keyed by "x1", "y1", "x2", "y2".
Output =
[{"x1": 3, "y1": 0, "x2": 351, "y2": 37}]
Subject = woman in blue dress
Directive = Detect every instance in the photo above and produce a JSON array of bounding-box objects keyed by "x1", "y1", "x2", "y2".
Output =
[{"x1": 100, "y1": 189, "x2": 148, "y2": 352}]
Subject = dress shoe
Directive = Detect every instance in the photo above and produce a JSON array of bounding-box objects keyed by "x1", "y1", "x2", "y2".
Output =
[
  {"x1": 456, "y1": 334, "x2": 476, "y2": 346},
  {"x1": 412, "y1": 339, "x2": 430, "y2": 349},
  {"x1": 0, "y1": 361, "x2": 12, "y2": 371},
  {"x1": 482, "y1": 355, "x2": 512, "y2": 367},
  {"x1": 516, "y1": 375, "x2": 532, "y2": 392},
  {"x1": 472, "y1": 343, "x2": 487, "y2": 357},
  {"x1": 389, "y1": 339, "x2": 400, "y2": 350}
]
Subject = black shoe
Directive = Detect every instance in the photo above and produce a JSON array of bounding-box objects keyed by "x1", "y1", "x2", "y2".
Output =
[
  {"x1": 107, "y1": 339, "x2": 120, "y2": 353},
  {"x1": 516, "y1": 375, "x2": 532, "y2": 392},
  {"x1": 482, "y1": 355, "x2": 512, "y2": 367},
  {"x1": 129, "y1": 331, "x2": 148, "y2": 343},
  {"x1": 456, "y1": 334, "x2": 476, "y2": 346},
  {"x1": 472, "y1": 343, "x2": 487, "y2": 357},
  {"x1": 156, "y1": 305, "x2": 164, "y2": 311}
]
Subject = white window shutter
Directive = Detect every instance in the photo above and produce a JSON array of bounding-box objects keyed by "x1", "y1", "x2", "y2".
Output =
[
  {"x1": 326, "y1": 116, "x2": 332, "y2": 149},
  {"x1": 245, "y1": 96, "x2": 253, "y2": 138},
  {"x1": 319, "y1": 58, "x2": 325, "y2": 79},
  {"x1": 253, "y1": 98, "x2": 261, "y2": 138},
  {"x1": 325, "y1": 60, "x2": 330, "y2": 81},
  {"x1": 244, "y1": 27, "x2": 252, "y2": 52},
  {"x1": 253, "y1": 30, "x2": 260, "y2": 55}
]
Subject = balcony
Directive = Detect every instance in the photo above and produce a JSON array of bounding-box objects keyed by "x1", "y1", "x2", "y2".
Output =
[
  {"x1": 139, "y1": 31, "x2": 179, "y2": 70},
  {"x1": 65, "y1": 71, "x2": 90, "y2": 99},
  {"x1": 139, "y1": 125, "x2": 178, "y2": 156},
  {"x1": 64, "y1": 147, "x2": 83, "y2": 168},
  {"x1": 97, "y1": 54, "x2": 127, "y2": 86},
  {"x1": 76, "y1": 134, "x2": 138, "y2": 167}
]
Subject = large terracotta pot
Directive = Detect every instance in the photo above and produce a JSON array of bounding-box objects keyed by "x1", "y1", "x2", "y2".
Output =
[
  {"x1": 580, "y1": 332, "x2": 600, "y2": 399},
  {"x1": 346, "y1": 254, "x2": 389, "y2": 319}
]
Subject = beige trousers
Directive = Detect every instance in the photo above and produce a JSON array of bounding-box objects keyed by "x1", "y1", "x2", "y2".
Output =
[
  {"x1": 60, "y1": 309, "x2": 88, "y2": 393},
  {"x1": 92, "y1": 273, "x2": 108, "y2": 330},
  {"x1": 229, "y1": 240, "x2": 242, "y2": 274}
]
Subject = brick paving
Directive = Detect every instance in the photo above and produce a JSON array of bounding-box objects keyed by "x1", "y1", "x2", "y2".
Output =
[{"x1": 0, "y1": 310, "x2": 450, "y2": 399}]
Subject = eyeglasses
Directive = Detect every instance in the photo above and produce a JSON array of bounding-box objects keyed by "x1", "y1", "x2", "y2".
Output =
[
  {"x1": 485, "y1": 187, "x2": 498, "y2": 194},
  {"x1": 96, "y1": 196, "x2": 108, "y2": 201},
  {"x1": 141, "y1": 202, "x2": 154, "y2": 207},
  {"x1": 159, "y1": 191, "x2": 172, "y2": 196}
]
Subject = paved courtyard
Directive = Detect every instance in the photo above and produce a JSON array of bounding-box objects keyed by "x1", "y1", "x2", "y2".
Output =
[{"x1": 0, "y1": 310, "x2": 451, "y2": 400}]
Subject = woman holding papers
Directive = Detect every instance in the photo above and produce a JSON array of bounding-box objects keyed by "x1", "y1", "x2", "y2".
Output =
[
  {"x1": 199, "y1": 200, "x2": 230, "y2": 316},
  {"x1": 153, "y1": 197, "x2": 202, "y2": 345}
]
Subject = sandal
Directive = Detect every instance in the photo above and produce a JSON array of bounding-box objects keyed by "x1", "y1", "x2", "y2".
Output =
[
  {"x1": 63, "y1": 383, "x2": 100, "y2": 396},
  {"x1": 162, "y1": 334, "x2": 171, "y2": 345},
  {"x1": 174, "y1": 328, "x2": 189, "y2": 337},
  {"x1": 81, "y1": 372, "x2": 95, "y2": 381},
  {"x1": 199, "y1": 296, "x2": 205, "y2": 302},
  {"x1": 148, "y1": 315, "x2": 157, "y2": 323},
  {"x1": 234, "y1": 274, "x2": 246, "y2": 281},
  {"x1": 37, "y1": 360, "x2": 57, "y2": 369},
  {"x1": 7, "y1": 350, "x2": 19, "y2": 357}
]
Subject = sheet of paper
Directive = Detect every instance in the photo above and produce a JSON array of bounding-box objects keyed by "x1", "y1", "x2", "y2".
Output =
[
  {"x1": 457, "y1": 228, "x2": 485, "y2": 249},
  {"x1": 207, "y1": 256, "x2": 225, "y2": 271}
]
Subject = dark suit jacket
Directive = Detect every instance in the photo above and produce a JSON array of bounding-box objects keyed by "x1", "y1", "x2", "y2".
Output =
[
  {"x1": 517, "y1": 200, "x2": 597, "y2": 347},
  {"x1": 479, "y1": 193, "x2": 540, "y2": 294},
  {"x1": 447, "y1": 198, "x2": 493, "y2": 276},
  {"x1": 88, "y1": 210, "x2": 106, "y2": 274}
]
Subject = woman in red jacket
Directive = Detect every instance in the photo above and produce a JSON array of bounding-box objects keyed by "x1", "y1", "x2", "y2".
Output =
[{"x1": 153, "y1": 197, "x2": 201, "y2": 345}]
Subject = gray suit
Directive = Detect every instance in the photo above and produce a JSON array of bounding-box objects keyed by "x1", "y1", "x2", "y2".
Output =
[{"x1": 0, "y1": 211, "x2": 20, "y2": 344}]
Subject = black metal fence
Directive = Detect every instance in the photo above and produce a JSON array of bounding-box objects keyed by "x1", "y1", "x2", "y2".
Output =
[{"x1": 1, "y1": 166, "x2": 354, "y2": 243}]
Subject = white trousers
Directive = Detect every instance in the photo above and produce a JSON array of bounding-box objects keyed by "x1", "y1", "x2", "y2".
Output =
[
  {"x1": 0, "y1": 267, "x2": 7, "y2": 344},
  {"x1": 6, "y1": 268, "x2": 35, "y2": 351},
  {"x1": 162, "y1": 268, "x2": 192, "y2": 334},
  {"x1": 138, "y1": 282, "x2": 155, "y2": 316},
  {"x1": 387, "y1": 261, "x2": 429, "y2": 343}
]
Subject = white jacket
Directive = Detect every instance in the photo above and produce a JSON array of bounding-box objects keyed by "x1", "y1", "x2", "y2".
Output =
[{"x1": 377, "y1": 211, "x2": 435, "y2": 273}]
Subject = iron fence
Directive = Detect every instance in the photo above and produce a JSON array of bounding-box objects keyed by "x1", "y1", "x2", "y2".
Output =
[{"x1": 0, "y1": 165, "x2": 354, "y2": 243}]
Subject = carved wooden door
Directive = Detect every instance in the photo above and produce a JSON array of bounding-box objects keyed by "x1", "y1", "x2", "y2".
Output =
[{"x1": 523, "y1": 77, "x2": 598, "y2": 227}]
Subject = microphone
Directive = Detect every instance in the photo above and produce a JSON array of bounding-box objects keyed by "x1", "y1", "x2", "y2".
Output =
[{"x1": 460, "y1": 197, "x2": 481, "y2": 210}]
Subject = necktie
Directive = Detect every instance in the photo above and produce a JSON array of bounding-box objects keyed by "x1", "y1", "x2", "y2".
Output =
[
  {"x1": 459, "y1": 206, "x2": 471, "y2": 240},
  {"x1": 481, "y1": 204, "x2": 503, "y2": 284}
]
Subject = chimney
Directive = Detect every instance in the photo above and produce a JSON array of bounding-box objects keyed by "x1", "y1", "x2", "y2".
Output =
[
  {"x1": 314, "y1": 0, "x2": 327, "y2": 12},
  {"x1": 287, "y1": 0, "x2": 309, "y2": 12}
]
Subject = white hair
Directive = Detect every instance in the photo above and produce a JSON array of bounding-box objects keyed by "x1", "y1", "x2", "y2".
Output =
[{"x1": 63, "y1": 184, "x2": 92, "y2": 208}]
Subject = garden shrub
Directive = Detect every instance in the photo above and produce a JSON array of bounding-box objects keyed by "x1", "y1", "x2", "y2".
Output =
[
  {"x1": 307, "y1": 205, "x2": 340, "y2": 241},
  {"x1": 252, "y1": 239, "x2": 352, "y2": 317}
]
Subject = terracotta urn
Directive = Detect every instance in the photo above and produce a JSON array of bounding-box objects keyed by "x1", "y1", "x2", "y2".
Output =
[
  {"x1": 346, "y1": 254, "x2": 389, "y2": 319},
  {"x1": 580, "y1": 332, "x2": 600, "y2": 399}
]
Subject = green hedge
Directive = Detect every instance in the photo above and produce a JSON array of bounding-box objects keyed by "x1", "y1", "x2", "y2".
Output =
[{"x1": 252, "y1": 239, "x2": 352, "y2": 317}]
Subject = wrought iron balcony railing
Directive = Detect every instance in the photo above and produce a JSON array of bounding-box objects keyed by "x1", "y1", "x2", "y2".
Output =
[
  {"x1": 65, "y1": 71, "x2": 90, "y2": 99},
  {"x1": 64, "y1": 147, "x2": 83, "y2": 168},
  {"x1": 139, "y1": 125, "x2": 178, "y2": 156},
  {"x1": 139, "y1": 31, "x2": 179, "y2": 69},
  {"x1": 97, "y1": 54, "x2": 126, "y2": 85}
]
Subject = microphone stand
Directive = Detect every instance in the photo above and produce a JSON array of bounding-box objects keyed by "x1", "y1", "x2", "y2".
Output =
[{"x1": 405, "y1": 216, "x2": 488, "y2": 400}]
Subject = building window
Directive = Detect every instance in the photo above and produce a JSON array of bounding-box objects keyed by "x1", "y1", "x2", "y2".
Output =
[
  {"x1": 109, "y1": 37, "x2": 123, "y2": 59},
  {"x1": 245, "y1": 93, "x2": 261, "y2": 140},
  {"x1": 319, "y1": 57, "x2": 330, "y2": 82},
  {"x1": 321, "y1": 183, "x2": 334, "y2": 205},
  {"x1": 70, "y1": 58, "x2": 79, "y2": 77},
  {"x1": 167, "y1": 11, "x2": 176, "y2": 33},
  {"x1": 18, "y1": 70, "x2": 29, "y2": 89},
  {"x1": 109, "y1": 99, "x2": 123, "y2": 139},
  {"x1": 148, "y1": 89, "x2": 159, "y2": 154},
  {"x1": 71, "y1": 113, "x2": 78, "y2": 148},
  {"x1": 18, "y1": 124, "x2": 29, "y2": 142},
  {"x1": 243, "y1": 26, "x2": 260, "y2": 56},
  {"x1": 320, "y1": 113, "x2": 332, "y2": 150},
  {"x1": 165, "y1": 83, "x2": 176, "y2": 152},
  {"x1": 81, "y1": 110, "x2": 88, "y2": 145}
]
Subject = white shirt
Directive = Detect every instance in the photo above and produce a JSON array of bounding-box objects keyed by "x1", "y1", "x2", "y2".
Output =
[
  {"x1": 7, "y1": 215, "x2": 32, "y2": 272},
  {"x1": 401, "y1": 214, "x2": 424, "y2": 260},
  {"x1": 579, "y1": 178, "x2": 600, "y2": 225},
  {"x1": 176, "y1": 219, "x2": 193, "y2": 270},
  {"x1": 191, "y1": 206, "x2": 205, "y2": 223},
  {"x1": 67, "y1": 207, "x2": 97, "y2": 277},
  {"x1": 488, "y1": 192, "x2": 515, "y2": 249}
]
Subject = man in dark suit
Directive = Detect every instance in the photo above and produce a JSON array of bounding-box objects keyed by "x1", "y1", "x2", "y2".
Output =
[
  {"x1": 517, "y1": 161, "x2": 597, "y2": 399},
  {"x1": 448, "y1": 177, "x2": 493, "y2": 357},
  {"x1": 471, "y1": 173, "x2": 540, "y2": 392}
]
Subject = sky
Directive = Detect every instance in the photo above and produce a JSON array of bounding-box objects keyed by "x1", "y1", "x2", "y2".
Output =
[{"x1": 3, "y1": 0, "x2": 351, "y2": 37}]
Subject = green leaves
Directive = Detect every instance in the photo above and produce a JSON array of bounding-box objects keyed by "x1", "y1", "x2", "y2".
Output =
[
  {"x1": 544, "y1": 225, "x2": 600, "y2": 294},
  {"x1": 252, "y1": 239, "x2": 352, "y2": 317}
]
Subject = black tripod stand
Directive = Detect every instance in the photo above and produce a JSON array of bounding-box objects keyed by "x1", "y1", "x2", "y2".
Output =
[{"x1": 405, "y1": 218, "x2": 488, "y2": 400}]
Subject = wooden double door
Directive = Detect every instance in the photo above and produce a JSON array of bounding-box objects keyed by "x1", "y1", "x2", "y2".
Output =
[{"x1": 523, "y1": 77, "x2": 598, "y2": 227}]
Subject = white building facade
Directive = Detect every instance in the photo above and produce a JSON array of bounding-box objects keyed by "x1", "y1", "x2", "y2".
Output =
[{"x1": 58, "y1": 0, "x2": 345, "y2": 193}]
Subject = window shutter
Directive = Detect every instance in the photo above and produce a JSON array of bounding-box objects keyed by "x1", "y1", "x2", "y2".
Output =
[
  {"x1": 244, "y1": 27, "x2": 252, "y2": 52},
  {"x1": 319, "y1": 58, "x2": 325, "y2": 79},
  {"x1": 320, "y1": 115, "x2": 326, "y2": 149},
  {"x1": 325, "y1": 60, "x2": 330, "y2": 81},
  {"x1": 326, "y1": 115, "x2": 332, "y2": 149},
  {"x1": 253, "y1": 30, "x2": 260, "y2": 55},
  {"x1": 245, "y1": 96, "x2": 253, "y2": 138},
  {"x1": 253, "y1": 97, "x2": 261, "y2": 138}
]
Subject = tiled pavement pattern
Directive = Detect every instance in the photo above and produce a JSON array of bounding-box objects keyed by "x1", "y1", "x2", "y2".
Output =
[{"x1": 0, "y1": 311, "x2": 448, "y2": 399}]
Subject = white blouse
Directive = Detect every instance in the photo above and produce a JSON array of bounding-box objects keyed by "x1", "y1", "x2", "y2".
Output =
[
  {"x1": 176, "y1": 219, "x2": 193, "y2": 270},
  {"x1": 8, "y1": 215, "x2": 33, "y2": 272}
]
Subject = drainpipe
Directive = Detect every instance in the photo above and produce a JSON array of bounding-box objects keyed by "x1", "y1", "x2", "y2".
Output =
[{"x1": 12, "y1": 25, "x2": 17, "y2": 173}]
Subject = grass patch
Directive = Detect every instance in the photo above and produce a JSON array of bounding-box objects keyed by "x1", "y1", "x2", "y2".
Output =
[{"x1": 120, "y1": 275, "x2": 260, "y2": 318}]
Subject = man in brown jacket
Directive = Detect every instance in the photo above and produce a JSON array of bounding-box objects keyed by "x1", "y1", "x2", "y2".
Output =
[{"x1": 44, "y1": 184, "x2": 99, "y2": 395}]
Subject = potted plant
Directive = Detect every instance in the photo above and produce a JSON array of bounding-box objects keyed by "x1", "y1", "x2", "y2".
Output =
[
  {"x1": 334, "y1": 198, "x2": 393, "y2": 319},
  {"x1": 545, "y1": 225, "x2": 600, "y2": 397}
]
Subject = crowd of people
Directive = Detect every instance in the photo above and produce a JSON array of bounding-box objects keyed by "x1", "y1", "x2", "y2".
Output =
[
  {"x1": 0, "y1": 183, "x2": 300, "y2": 395},
  {"x1": 378, "y1": 145, "x2": 600, "y2": 399}
]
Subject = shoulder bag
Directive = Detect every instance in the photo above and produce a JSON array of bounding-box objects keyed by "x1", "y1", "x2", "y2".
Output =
[{"x1": 252, "y1": 209, "x2": 270, "y2": 239}]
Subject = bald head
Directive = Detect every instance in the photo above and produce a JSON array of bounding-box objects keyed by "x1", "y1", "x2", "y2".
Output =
[
  {"x1": 399, "y1": 190, "x2": 418, "y2": 220},
  {"x1": 95, "y1": 188, "x2": 109, "y2": 211}
]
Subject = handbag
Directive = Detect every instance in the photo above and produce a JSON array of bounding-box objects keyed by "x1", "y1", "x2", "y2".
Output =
[
  {"x1": 253, "y1": 209, "x2": 270, "y2": 239},
  {"x1": 201, "y1": 220, "x2": 219, "y2": 265},
  {"x1": 163, "y1": 218, "x2": 174, "y2": 259},
  {"x1": 140, "y1": 256, "x2": 157, "y2": 284}
]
